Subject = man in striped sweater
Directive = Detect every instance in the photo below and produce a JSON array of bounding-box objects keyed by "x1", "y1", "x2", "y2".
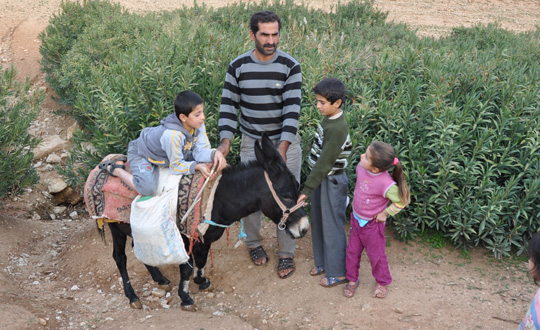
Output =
[{"x1": 217, "y1": 10, "x2": 302, "y2": 279}]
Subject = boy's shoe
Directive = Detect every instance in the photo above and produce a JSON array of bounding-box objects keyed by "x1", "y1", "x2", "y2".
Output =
[{"x1": 319, "y1": 276, "x2": 347, "y2": 287}]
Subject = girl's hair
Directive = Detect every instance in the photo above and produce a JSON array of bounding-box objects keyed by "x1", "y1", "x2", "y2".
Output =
[
  {"x1": 529, "y1": 232, "x2": 540, "y2": 284},
  {"x1": 369, "y1": 141, "x2": 411, "y2": 206}
]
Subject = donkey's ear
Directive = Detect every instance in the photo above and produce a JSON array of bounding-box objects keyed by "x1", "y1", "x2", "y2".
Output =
[{"x1": 255, "y1": 133, "x2": 287, "y2": 174}]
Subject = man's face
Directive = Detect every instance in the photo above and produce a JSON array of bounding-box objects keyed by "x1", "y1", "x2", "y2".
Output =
[{"x1": 250, "y1": 21, "x2": 280, "y2": 60}]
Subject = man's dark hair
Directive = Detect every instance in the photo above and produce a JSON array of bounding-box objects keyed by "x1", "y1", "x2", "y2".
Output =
[
  {"x1": 250, "y1": 11, "x2": 281, "y2": 34},
  {"x1": 174, "y1": 90, "x2": 204, "y2": 118},
  {"x1": 312, "y1": 78, "x2": 346, "y2": 105}
]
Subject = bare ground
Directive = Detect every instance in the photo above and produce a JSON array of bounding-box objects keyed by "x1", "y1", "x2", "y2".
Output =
[{"x1": 1, "y1": 1, "x2": 539, "y2": 329}]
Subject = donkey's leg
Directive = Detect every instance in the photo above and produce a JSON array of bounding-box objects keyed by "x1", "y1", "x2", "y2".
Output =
[
  {"x1": 192, "y1": 242, "x2": 212, "y2": 291},
  {"x1": 109, "y1": 223, "x2": 142, "y2": 309},
  {"x1": 144, "y1": 264, "x2": 172, "y2": 292},
  {"x1": 178, "y1": 255, "x2": 195, "y2": 310}
]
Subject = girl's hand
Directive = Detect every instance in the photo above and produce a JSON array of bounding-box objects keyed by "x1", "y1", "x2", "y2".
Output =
[{"x1": 375, "y1": 210, "x2": 389, "y2": 223}]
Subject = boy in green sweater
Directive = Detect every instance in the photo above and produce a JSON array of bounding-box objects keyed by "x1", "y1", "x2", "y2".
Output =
[{"x1": 297, "y1": 78, "x2": 352, "y2": 287}]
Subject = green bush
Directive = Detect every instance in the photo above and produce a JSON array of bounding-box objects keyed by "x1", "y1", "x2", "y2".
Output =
[
  {"x1": 0, "y1": 67, "x2": 43, "y2": 201},
  {"x1": 39, "y1": 0, "x2": 540, "y2": 258}
]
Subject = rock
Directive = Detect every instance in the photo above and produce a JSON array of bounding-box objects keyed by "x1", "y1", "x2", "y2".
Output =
[
  {"x1": 52, "y1": 186, "x2": 82, "y2": 205},
  {"x1": 66, "y1": 122, "x2": 80, "y2": 140},
  {"x1": 53, "y1": 206, "x2": 67, "y2": 214},
  {"x1": 81, "y1": 142, "x2": 97, "y2": 154},
  {"x1": 39, "y1": 318, "x2": 47, "y2": 326},
  {"x1": 152, "y1": 289, "x2": 166, "y2": 298},
  {"x1": 48, "y1": 178, "x2": 67, "y2": 194},
  {"x1": 69, "y1": 211, "x2": 78, "y2": 219},
  {"x1": 46, "y1": 153, "x2": 62, "y2": 163},
  {"x1": 33, "y1": 136, "x2": 68, "y2": 160}
]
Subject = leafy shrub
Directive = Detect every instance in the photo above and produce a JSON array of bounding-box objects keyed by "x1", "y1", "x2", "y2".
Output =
[
  {"x1": 0, "y1": 67, "x2": 43, "y2": 201},
  {"x1": 39, "y1": 0, "x2": 540, "y2": 258}
]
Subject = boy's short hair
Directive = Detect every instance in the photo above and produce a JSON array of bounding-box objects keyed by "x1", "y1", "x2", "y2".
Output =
[
  {"x1": 312, "y1": 78, "x2": 346, "y2": 105},
  {"x1": 174, "y1": 90, "x2": 204, "y2": 118},
  {"x1": 250, "y1": 11, "x2": 281, "y2": 34}
]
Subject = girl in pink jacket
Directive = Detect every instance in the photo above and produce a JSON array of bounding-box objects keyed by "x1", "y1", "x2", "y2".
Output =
[{"x1": 344, "y1": 141, "x2": 410, "y2": 298}]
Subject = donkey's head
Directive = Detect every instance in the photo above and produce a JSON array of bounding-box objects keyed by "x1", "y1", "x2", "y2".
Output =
[{"x1": 255, "y1": 134, "x2": 309, "y2": 239}]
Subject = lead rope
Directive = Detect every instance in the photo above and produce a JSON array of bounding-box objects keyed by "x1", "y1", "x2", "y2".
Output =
[{"x1": 263, "y1": 171, "x2": 304, "y2": 230}]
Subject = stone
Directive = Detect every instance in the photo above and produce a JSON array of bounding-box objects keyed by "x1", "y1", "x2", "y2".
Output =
[
  {"x1": 66, "y1": 122, "x2": 80, "y2": 140},
  {"x1": 151, "y1": 289, "x2": 166, "y2": 298},
  {"x1": 46, "y1": 153, "x2": 62, "y2": 163},
  {"x1": 52, "y1": 186, "x2": 82, "y2": 205},
  {"x1": 53, "y1": 206, "x2": 67, "y2": 214},
  {"x1": 33, "y1": 136, "x2": 68, "y2": 160},
  {"x1": 48, "y1": 178, "x2": 67, "y2": 194}
]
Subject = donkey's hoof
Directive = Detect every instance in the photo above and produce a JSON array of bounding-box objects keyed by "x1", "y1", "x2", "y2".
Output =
[
  {"x1": 158, "y1": 283, "x2": 173, "y2": 292},
  {"x1": 180, "y1": 304, "x2": 197, "y2": 312},
  {"x1": 199, "y1": 281, "x2": 212, "y2": 291},
  {"x1": 130, "y1": 300, "x2": 143, "y2": 309}
]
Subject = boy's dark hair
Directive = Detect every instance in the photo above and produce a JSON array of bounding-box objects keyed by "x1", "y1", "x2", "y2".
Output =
[
  {"x1": 174, "y1": 90, "x2": 204, "y2": 118},
  {"x1": 250, "y1": 11, "x2": 281, "y2": 34},
  {"x1": 312, "y1": 78, "x2": 346, "y2": 105},
  {"x1": 529, "y1": 232, "x2": 540, "y2": 284}
]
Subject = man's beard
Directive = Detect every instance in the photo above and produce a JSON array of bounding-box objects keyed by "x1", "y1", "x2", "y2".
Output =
[{"x1": 255, "y1": 41, "x2": 277, "y2": 56}]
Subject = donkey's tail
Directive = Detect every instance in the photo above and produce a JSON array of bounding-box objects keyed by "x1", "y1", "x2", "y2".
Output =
[{"x1": 95, "y1": 218, "x2": 107, "y2": 243}]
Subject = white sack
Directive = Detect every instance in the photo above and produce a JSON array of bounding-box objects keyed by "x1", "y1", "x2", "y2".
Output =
[{"x1": 130, "y1": 168, "x2": 188, "y2": 266}]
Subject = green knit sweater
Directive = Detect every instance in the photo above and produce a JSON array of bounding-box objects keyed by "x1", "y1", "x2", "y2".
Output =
[{"x1": 301, "y1": 112, "x2": 352, "y2": 196}]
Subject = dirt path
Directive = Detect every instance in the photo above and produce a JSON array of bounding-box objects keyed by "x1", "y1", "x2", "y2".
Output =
[{"x1": 1, "y1": 1, "x2": 539, "y2": 329}]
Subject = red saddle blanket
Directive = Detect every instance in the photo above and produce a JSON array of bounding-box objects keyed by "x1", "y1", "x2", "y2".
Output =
[{"x1": 84, "y1": 155, "x2": 218, "y2": 238}]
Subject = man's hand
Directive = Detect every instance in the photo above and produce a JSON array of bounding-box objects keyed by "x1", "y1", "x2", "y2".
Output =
[
  {"x1": 217, "y1": 138, "x2": 231, "y2": 158},
  {"x1": 213, "y1": 150, "x2": 227, "y2": 173},
  {"x1": 277, "y1": 140, "x2": 290, "y2": 163}
]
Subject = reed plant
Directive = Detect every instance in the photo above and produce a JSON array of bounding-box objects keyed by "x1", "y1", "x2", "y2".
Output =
[
  {"x1": 0, "y1": 67, "x2": 43, "y2": 201},
  {"x1": 39, "y1": 0, "x2": 540, "y2": 257}
]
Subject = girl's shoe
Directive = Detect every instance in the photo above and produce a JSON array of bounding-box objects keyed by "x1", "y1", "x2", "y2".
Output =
[
  {"x1": 373, "y1": 283, "x2": 387, "y2": 298},
  {"x1": 343, "y1": 280, "x2": 360, "y2": 298}
]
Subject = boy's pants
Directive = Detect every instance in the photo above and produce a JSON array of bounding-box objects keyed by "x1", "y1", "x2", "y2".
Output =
[
  {"x1": 240, "y1": 133, "x2": 302, "y2": 258},
  {"x1": 128, "y1": 140, "x2": 159, "y2": 196},
  {"x1": 310, "y1": 173, "x2": 348, "y2": 278},
  {"x1": 345, "y1": 216, "x2": 392, "y2": 286}
]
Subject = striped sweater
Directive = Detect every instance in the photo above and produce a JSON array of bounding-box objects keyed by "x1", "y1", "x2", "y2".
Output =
[{"x1": 219, "y1": 49, "x2": 302, "y2": 143}]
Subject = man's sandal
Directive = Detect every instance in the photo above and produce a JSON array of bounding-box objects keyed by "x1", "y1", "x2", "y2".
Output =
[
  {"x1": 98, "y1": 156, "x2": 127, "y2": 177},
  {"x1": 373, "y1": 283, "x2": 388, "y2": 298},
  {"x1": 320, "y1": 276, "x2": 347, "y2": 288},
  {"x1": 310, "y1": 266, "x2": 325, "y2": 276},
  {"x1": 249, "y1": 246, "x2": 268, "y2": 266},
  {"x1": 343, "y1": 280, "x2": 360, "y2": 298},
  {"x1": 277, "y1": 257, "x2": 295, "y2": 279}
]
